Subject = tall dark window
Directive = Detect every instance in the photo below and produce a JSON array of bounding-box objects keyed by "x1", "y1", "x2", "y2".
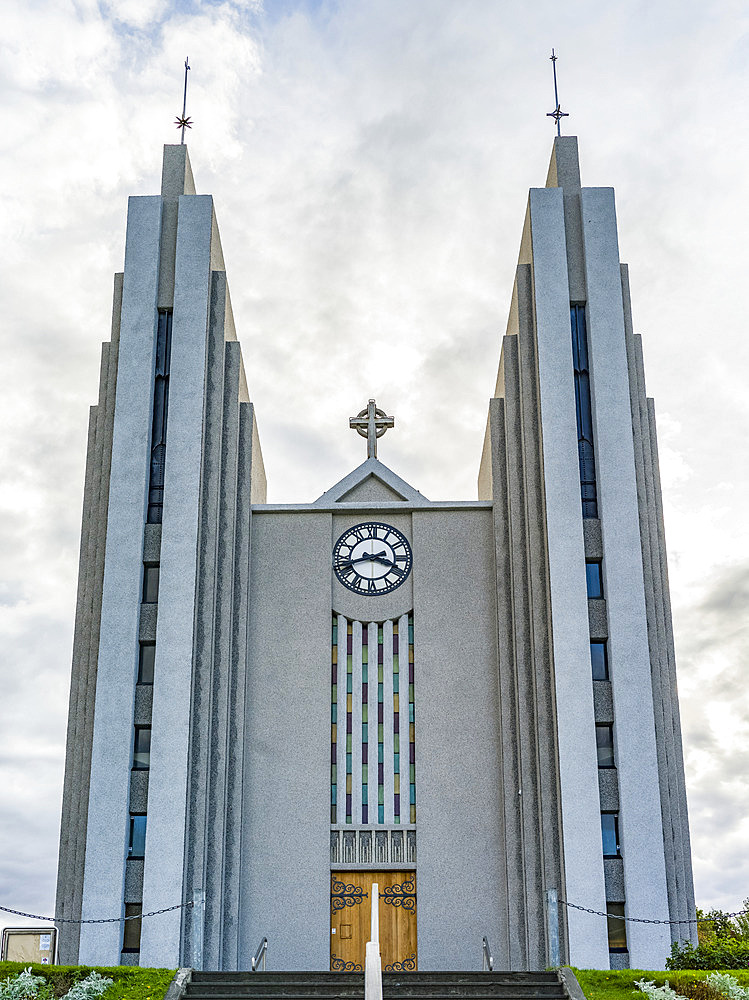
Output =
[
  {"x1": 571, "y1": 305, "x2": 598, "y2": 518},
  {"x1": 138, "y1": 643, "x2": 155, "y2": 685},
  {"x1": 590, "y1": 640, "x2": 609, "y2": 680},
  {"x1": 142, "y1": 564, "x2": 160, "y2": 603},
  {"x1": 128, "y1": 815, "x2": 147, "y2": 858},
  {"x1": 596, "y1": 724, "x2": 615, "y2": 768},
  {"x1": 586, "y1": 560, "x2": 604, "y2": 598},
  {"x1": 147, "y1": 310, "x2": 172, "y2": 524},
  {"x1": 607, "y1": 903, "x2": 628, "y2": 952},
  {"x1": 122, "y1": 903, "x2": 142, "y2": 953},
  {"x1": 601, "y1": 813, "x2": 621, "y2": 857},
  {"x1": 132, "y1": 727, "x2": 151, "y2": 770}
]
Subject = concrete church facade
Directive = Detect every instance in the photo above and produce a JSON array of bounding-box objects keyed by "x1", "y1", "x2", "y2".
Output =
[{"x1": 55, "y1": 137, "x2": 696, "y2": 974}]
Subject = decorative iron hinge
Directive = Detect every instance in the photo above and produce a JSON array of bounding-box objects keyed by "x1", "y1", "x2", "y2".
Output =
[
  {"x1": 331, "y1": 879, "x2": 368, "y2": 914},
  {"x1": 380, "y1": 879, "x2": 416, "y2": 911}
]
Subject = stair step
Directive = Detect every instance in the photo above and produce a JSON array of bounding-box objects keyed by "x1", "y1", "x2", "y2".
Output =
[
  {"x1": 186, "y1": 989, "x2": 565, "y2": 997},
  {"x1": 184, "y1": 971, "x2": 566, "y2": 1000}
]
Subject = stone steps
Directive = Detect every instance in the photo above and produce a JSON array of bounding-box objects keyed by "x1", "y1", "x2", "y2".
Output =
[{"x1": 184, "y1": 971, "x2": 569, "y2": 1000}]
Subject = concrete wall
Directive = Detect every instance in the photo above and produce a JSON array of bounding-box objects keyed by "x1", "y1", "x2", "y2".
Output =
[
  {"x1": 527, "y1": 185, "x2": 610, "y2": 968},
  {"x1": 140, "y1": 194, "x2": 216, "y2": 967},
  {"x1": 78, "y1": 195, "x2": 162, "y2": 965},
  {"x1": 412, "y1": 507, "x2": 504, "y2": 970},
  {"x1": 241, "y1": 511, "x2": 333, "y2": 971},
  {"x1": 55, "y1": 273, "x2": 122, "y2": 963},
  {"x1": 581, "y1": 186, "x2": 671, "y2": 967},
  {"x1": 621, "y1": 268, "x2": 697, "y2": 944}
]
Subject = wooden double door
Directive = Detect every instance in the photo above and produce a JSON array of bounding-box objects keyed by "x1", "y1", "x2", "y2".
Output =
[{"x1": 330, "y1": 871, "x2": 417, "y2": 972}]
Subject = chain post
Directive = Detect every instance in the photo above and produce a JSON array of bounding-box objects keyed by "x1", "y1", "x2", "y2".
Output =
[
  {"x1": 546, "y1": 888, "x2": 560, "y2": 967},
  {"x1": 191, "y1": 889, "x2": 205, "y2": 971}
]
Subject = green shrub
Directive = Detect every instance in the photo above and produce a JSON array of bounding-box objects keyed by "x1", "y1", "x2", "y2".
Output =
[
  {"x1": 0, "y1": 965, "x2": 174, "y2": 1000},
  {"x1": 570, "y1": 969, "x2": 749, "y2": 1000},
  {"x1": 669, "y1": 976, "x2": 728, "y2": 1000},
  {"x1": 667, "y1": 938, "x2": 749, "y2": 970}
]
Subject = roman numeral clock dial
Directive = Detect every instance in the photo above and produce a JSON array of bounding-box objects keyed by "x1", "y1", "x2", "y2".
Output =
[{"x1": 333, "y1": 522, "x2": 412, "y2": 595}]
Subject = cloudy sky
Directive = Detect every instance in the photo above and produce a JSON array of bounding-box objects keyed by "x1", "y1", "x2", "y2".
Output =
[{"x1": 1, "y1": 0, "x2": 748, "y2": 951}]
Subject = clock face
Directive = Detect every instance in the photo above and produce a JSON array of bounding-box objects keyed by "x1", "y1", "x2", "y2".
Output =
[{"x1": 333, "y1": 522, "x2": 412, "y2": 596}]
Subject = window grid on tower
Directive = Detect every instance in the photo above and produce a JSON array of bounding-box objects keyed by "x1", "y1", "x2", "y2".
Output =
[
  {"x1": 147, "y1": 309, "x2": 172, "y2": 524},
  {"x1": 571, "y1": 304, "x2": 598, "y2": 518}
]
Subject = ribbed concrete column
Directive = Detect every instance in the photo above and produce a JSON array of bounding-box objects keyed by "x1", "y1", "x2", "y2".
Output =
[
  {"x1": 581, "y1": 186, "x2": 671, "y2": 967},
  {"x1": 140, "y1": 194, "x2": 216, "y2": 968},
  {"x1": 79, "y1": 195, "x2": 163, "y2": 965},
  {"x1": 529, "y1": 186, "x2": 610, "y2": 969}
]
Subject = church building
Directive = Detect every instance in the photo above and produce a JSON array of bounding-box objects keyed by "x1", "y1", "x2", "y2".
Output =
[{"x1": 55, "y1": 137, "x2": 696, "y2": 973}]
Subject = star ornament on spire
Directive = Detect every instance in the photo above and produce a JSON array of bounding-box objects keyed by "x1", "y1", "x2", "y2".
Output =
[
  {"x1": 546, "y1": 49, "x2": 569, "y2": 136},
  {"x1": 175, "y1": 57, "x2": 192, "y2": 144}
]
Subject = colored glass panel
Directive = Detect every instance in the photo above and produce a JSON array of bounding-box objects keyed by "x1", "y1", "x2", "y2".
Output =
[
  {"x1": 377, "y1": 628, "x2": 385, "y2": 823},
  {"x1": 409, "y1": 613, "x2": 416, "y2": 824},
  {"x1": 346, "y1": 621, "x2": 353, "y2": 824}
]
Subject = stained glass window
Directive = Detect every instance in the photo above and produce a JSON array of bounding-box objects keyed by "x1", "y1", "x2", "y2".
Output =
[{"x1": 330, "y1": 614, "x2": 416, "y2": 829}]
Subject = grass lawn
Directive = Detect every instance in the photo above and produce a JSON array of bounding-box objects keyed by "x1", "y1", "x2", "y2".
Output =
[
  {"x1": 0, "y1": 962, "x2": 176, "y2": 999},
  {"x1": 571, "y1": 968, "x2": 749, "y2": 1000}
]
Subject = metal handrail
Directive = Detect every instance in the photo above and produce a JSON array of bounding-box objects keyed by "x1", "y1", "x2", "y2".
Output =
[
  {"x1": 251, "y1": 936, "x2": 268, "y2": 972},
  {"x1": 482, "y1": 935, "x2": 494, "y2": 972}
]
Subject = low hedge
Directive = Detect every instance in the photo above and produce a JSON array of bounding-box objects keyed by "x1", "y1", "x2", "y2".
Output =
[
  {"x1": 571, "y1": 969, "x2": 749, "y2": 1000},
  {"x1": 0, "y1": 963, "x2": 175, "y2": 1000},
  {"x1": 666, "y1": 939, "x2": 749, "y2": 970}
]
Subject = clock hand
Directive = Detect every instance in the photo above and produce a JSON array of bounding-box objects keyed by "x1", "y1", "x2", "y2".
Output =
[{"x1": 337, "y1": 550, "x2": 387, "y2": 569}]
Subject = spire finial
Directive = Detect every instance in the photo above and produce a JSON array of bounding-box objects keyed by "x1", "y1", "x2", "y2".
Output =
[
  {"x1": 349, "y1": 399, "x2": 395, "y2": 460},
  {"x1": 546, "y1": 49, "x2": 569, "y2": 137},
  {"x1": 174, "y1": 57, "x2": 193, "y2": 143}
]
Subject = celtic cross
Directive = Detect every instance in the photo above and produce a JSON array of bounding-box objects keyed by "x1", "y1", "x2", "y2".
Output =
[{"x1": 349, "y1": 399, "x2": 394, "y2": 460}]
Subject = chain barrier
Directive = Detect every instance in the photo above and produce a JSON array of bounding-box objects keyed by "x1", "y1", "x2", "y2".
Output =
[
  {"x1": 0, "y1": 901, "x2": 195, "y2": 924},
  {"x1": 3, "y1": 896, "x2": 746, "y2": 929},
  {"x1": 559, "y1": 899, "x2": 749, "y2": 925}
]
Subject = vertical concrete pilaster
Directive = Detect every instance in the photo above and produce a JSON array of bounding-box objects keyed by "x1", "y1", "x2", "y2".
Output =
[
  {"x1": 581, "y1": 186, "x2": 671, "y2": 967},
  {"x1": 140, "y1": 195, "x2": 216, "y2": 968},
  {"x1": 79, "y1": 196, "x2": 163, "y2": 965},
  {"x1": 528, "y1": 186, "x2": 610, "y2": 969}
]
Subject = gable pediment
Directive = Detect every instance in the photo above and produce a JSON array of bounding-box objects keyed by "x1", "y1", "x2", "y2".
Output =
[{"x1": 314, "y1": 457, "x2": 429, "y2": 506}]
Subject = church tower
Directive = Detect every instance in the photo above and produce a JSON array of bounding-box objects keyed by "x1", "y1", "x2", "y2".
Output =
[{"x1": 56, "y1": 138, "x2": 696, "y2": 973}]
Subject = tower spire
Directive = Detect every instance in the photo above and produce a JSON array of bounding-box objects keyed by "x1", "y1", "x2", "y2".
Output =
[
  {"x1": 174, "y1": 57, "x2": 193, "y2": 143},
  {"x1": 546, "y1": 49, "x2": 569, "y2": 136}
]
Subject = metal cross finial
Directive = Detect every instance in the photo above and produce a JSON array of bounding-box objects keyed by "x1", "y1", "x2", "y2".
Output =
[
  {"x1": 175, "y1": 57, "x2": 193, "y2": 143},
  {"x1": 349, "y1": 399, "x2": 395, "y2": 460},
  {"x1": 547, "y1": 49, "x2": 569, "y2": 136}
]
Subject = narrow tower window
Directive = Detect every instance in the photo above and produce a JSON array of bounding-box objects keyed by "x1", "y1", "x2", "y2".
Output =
[
  {"x1": 142, "y1": 565, "x2": 160, "y2": 604},
  {"x1": 571, "y1": 305, "x2": 598, "y2": 518},
  {"x1": 138, "y1": 643, "x2": 155, "y2": 684},
  {"x1": 122, "y1": 903, "x2": 142, "y2": 953},
  {"x1": 590, "y1": 640, "x2": 609, "y2": 680},
  {"x1": 147, "y1": 310, "x2": 172, "y2": 524},
  {"x1": 128, "y1": 815, "x2": 147, "y2": 858},
  {"x1": 601, "y1": 813, "x2": 621, "y2": 857},
  {"x1": 607, "y1": 903, "x2": 628, "y2": 952},
  {"x1": 596, "y1": 724, "x2": 615, "y2": 768},
  {"x1": 586, "y1": 560, "x2": 604, "y2": 598},
  {"x1": 132, "y1": 727, "x2": 151, "y2": 770}
]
